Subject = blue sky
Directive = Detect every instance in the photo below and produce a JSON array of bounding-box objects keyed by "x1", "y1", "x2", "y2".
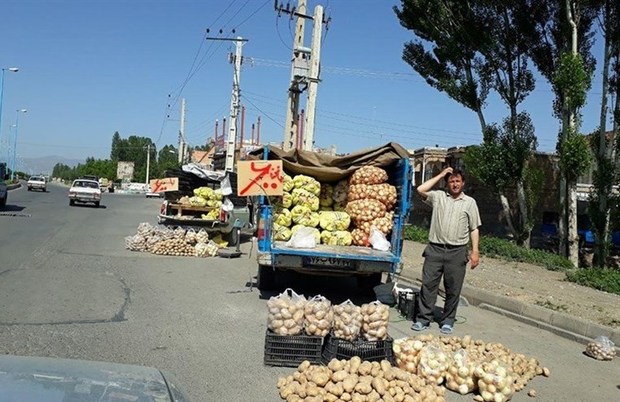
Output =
[{"x1": 0, "y1": 0, "x2": 609, "y2": 165}]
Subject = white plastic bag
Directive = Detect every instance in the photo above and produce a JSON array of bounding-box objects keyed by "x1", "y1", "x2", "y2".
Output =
[
  {"x1": 222, "y1": 198, "x2": 234, "y2": 212},
  {"x1": 285, "y1": 226, "x2": 317, "y2": 248},
  {"x1": 369, "y1": 226, "x2": 390, "y2": 251}
]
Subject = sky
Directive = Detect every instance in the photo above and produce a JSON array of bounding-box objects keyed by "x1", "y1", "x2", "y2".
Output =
[{"x1": 0, "y1": 0, "x2": 611, "y2": 168}]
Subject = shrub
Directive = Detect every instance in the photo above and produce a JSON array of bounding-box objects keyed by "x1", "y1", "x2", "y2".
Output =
[
  {"x1": 403, "y1": 225, "x2": 429, "y2": 243},
  {"x1": 565, "y1": 268, "x2": 620, "y2": 295}
]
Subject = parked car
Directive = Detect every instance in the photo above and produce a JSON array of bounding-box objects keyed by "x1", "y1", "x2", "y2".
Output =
[
  {"x1": 69, "y1": 179, "x2": 102, "y2": 207},
  {"x1": 0, "y1": 354, "x2": 191, "y2": 401},
  {"x1": 27, "y1": 175, "x2": 47, "y2": 192}
]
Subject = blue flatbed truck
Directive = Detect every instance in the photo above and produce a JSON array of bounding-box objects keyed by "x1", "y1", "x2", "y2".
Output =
[{"x1": 254, "y1": 143, "x2": 413, "y2": 291}]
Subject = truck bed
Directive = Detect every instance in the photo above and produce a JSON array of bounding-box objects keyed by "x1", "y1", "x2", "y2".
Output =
[{"x1": 271, "y1": 241, "x2": 397, "y2": 263}]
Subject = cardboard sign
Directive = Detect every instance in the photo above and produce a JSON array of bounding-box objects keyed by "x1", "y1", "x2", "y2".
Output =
[
  {"x1": 149, "y1": 177, "x2": 179, "y2": 193},
  {"x1": 237, "y1": 160, "x2": 284, "y2": 196}
]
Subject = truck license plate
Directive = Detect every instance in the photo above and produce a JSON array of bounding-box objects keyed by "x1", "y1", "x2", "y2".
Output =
[{"x1": 303, "y1": 256, "x2": 354, "y2": 269}]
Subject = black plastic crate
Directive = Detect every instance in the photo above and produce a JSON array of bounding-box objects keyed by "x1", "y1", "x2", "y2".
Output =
[
  {"x1": 264, "y1": 330, "x2": 324, "y2": 367},
  {"x1": 398, "y1": 290, "x2": 419, "y2": 321},
  {"x1": 322, "y1": 334, "x2": 394, "y2": 364}
]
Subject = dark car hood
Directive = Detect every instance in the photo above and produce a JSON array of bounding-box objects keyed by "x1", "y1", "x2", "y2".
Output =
[{"x1": 0, "y1": 355, "x2": 190, "y2": 402}]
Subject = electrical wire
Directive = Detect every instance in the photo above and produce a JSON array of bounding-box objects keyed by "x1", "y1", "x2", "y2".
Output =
[
  {"x1": 233, "y1": 0, "x2": 271, "y2": 31},
  {"x1": 243, "y1": 96, "x2": 285, "y2": 128},
  {"x1": 275, "y1": 14, "x2": 292, "y2": 51}
]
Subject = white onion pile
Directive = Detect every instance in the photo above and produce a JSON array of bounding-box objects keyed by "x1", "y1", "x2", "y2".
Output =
[
  {"x1": 194, "y1": 241, "x2": 219, "y2": 257},
  {"x1": 418, "y1": 343, "x2": 451, "y2": 385},
  {"x1": 474, "y1": 360, "x2": 515, "y2": 402},
  {"x1": 137, "y1": 222, "x2": 155, "y2": 237},
  {"x1": 303, "y1": 295, "x2": 333, "y2": 337},
  {"x1": 267, "y1": 288, "x2": 307, "y2": 336},
  {"x1": 332, "y1": 299, "x2": 363, "y2": 341},
  {"x1": 445, "y1": 349, "x2": 477, "y2": 395},
  {"x1": 349, "y1": 165, "x2": 389, "y2": 185},
  {"x1": 125, "y1": 234, "x2": 147, "y2": 251},
  {"x1": 393, "y1": 336, "x2": 426, "y2": 374},
  {"x1": 351, "y1": 228, "x2": 370, "y2": 247},
  {"x1": 185, "y1": 228, "x2": 197, "y2": 244},
  {"x1": 196, "y1": 228, "x2": 209, "y2": 243},
  {"x1": 361, "y1": 301, "x2": 389, "y2": 341}
]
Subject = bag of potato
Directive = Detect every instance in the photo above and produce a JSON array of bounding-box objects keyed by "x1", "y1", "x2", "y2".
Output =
[
  {"x1": 585, "y1": 335, "x2": 616, "y2": 361},
  {"x1": 361, "y1": 301, "x2": 389, "y2": 341},
  {"x1": 332, "y1": 299, "x2": 363, "y2": 341},
  {"x1": 304, "y1": 295, "x2": 333, "y2": 337},
  {"x1": 445, "y1": 349, "x2": 477, "y2": 395},
  {"x1": 266, "y1": 288, "x2": 307, "y2": 336}
]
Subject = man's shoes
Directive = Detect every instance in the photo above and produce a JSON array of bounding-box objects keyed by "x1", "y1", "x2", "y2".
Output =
[
  {"x1": 411, "y1": 322, "x2": 430, "y2": 331},
  {"x1": 440, "y1": 324, "x2": 454, "y2": 334}
]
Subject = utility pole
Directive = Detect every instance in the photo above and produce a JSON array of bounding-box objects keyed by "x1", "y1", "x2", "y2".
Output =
[
  {"x1": 276, "y1": 1, "x2": 329, "y2": 151},
  {"x1": 277, "y1": 0, "x2": 308, "y2": 150},
  {"x1": 303, "y1": 4, "x2": 324, "y2": 151},
  {"x1": 207, "y1": 35, "x2": 248, "y2": 172},
  {"x1": 178, "y1": 98, "x2": 186, "y2": 164},
  {"x1": 145, "y1": 144, "x2": 151, "y2": 186}
]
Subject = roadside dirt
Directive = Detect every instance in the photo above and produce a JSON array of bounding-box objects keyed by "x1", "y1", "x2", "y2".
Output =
[{"x1": 400, "y1": 241, "x2": 620, "y2": 329}]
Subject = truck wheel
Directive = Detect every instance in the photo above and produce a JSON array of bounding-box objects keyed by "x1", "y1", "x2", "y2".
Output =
[
  {"x1": 357, "y1": 273, "x2": 382, "y2": 294},
  {"x1": 257, "y1": 265, "x2": 277, "y2": 291},
  {"x1": 223, "y1": 229, "x2": 239, "y2": 248},
  {"x1": 94, "y1": 201, "x2": 100, "y2": 208},
  {"x1": 69, "y1": 199, "x2": 75, "y2": 206},
  {"x1": 0, "y1": 196, "x2": 6, "y2": 208}
]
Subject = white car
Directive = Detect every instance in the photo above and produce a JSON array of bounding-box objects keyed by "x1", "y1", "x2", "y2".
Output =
[
  {"x1": 27, "y1": 175, "x2": 47, "y2": 192},
  {"x1": 68, "y1": 179, "x2": 101, "y2": 207}
]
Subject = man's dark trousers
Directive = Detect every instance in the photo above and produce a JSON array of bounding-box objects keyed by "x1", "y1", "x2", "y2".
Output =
[{"x1": 416, "y1": 243, "x2": 468, "y2": 326}]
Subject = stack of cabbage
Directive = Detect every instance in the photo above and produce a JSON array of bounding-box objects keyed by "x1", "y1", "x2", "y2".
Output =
[
  {"x1": 272, "y1": 174, "x2": 354, "y2": 245},
  {"x1": 346, "y1": 166, "x2": 397, "y2": 246}
]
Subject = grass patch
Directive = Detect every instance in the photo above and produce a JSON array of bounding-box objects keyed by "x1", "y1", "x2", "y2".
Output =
[
  {"x1": 403, "y1": 225, "x2": 574, "y2": 271},
  {"x1": 565, "y1": 268, "x2": 620, "y2": 295}
]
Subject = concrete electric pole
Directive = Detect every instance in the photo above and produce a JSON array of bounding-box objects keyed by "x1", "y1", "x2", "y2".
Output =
[
  {"x1": 179, "y1": 98, "x2": 186, "y2": 164},
  {"x1": 207, "y1": 35, "x2": 248, "y2": 172},
  {"x1": 303, "y1": 5, "x2": 324, "y2": 151},
  {"x1": 276, "y1": 1, "x2": 329, "y2": 151},
  {"x1": 145, "y1": 143, "x2": 151, "y2": 186}
]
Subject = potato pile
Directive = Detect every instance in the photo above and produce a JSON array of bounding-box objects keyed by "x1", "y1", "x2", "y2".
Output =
[
  {"x1": 271, "y1": 166, "x2": 397, "y2": 249},
  {"x1": 393, "y1": 334, "x2": 549, "y2": 400},
  {"x1": 267, "y1": 288, "x2": 307, "y2": 336},
  {"x1": 125, "y1": 223, "x2": 220, "y2": 258},
  {"x1": 584, "y1": 336, "x2": 616, "y2": 361},
  {"x1": 267, "y1": 293, "x2": 391, "y2": 342},
  {"x1": 277, "y1": 358, "x2": 446, "y2": 402},
  {"x1": 304, "y1": 296, "x2": 334, "y2": 337}
]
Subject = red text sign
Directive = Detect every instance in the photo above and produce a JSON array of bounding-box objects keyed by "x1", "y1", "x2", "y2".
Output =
[
  {"x1": 149, "y1": 177, "x2": 179, "y2": 193},
  {"x1": 237, "y1": 160, "x2": 284, "y2": 196}
]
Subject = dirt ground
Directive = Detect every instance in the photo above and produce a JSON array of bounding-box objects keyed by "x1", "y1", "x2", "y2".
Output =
[{"x1": 400, "y1": 241, "x2": 620, "y2": 329}]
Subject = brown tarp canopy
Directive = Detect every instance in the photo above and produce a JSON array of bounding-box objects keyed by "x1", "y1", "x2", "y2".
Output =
[{"x1": 248, "y1": 142, "x2": 410, "y2": 183}]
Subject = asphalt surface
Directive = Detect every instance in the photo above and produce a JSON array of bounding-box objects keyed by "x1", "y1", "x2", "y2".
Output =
[{"x1": 0, "y1": 182, "x2": 618, "y2": 402}]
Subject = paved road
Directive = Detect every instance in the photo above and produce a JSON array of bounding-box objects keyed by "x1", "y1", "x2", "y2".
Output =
[{"x1": 0, "y1": 183, "x2": 618, "y2": 402}]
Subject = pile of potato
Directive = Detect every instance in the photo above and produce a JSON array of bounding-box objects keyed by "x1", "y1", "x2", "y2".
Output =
[
  {"x1": 584, "y1": 336, "x2": 616, "y2": 361},
  {"x1": 392, "y1": 334, "x2": 549, "y2": 400},
  {"x1": 277, "y1": 358, "x2": 446, "y2": 402},
  {"x1": 267, "y1": 292, "x2": 391, "y2": 342},
  {"x1": 125, "y1": 223, "x2": 220, "y2": 258},
  {"x1": 271, "y1": 165, "x2": 397, "y2": 249}
]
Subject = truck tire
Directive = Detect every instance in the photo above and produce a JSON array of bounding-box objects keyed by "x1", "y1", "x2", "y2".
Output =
[
  {"x1": 357, "y1": 273, "x2": 382, "y2": 294},
  {"x1": 223, "y1": 229, "x2": 239, "y2": 248},
  {"x1": 69, "y1": 199, "x2": 75, "y2": 206},
  {"x1": 94, "y1": 201, "x2": 100, "y2": 208},
  {"x1": 257, "y1": 264, "x2": 277, "y2": 291},
  {"x1": 0, "y1": 195, "x2": 6, "y2": 208}
]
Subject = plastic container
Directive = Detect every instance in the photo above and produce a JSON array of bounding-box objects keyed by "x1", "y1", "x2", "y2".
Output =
[
  {"x1": 263, "y1": 330, "x2": 324, "y2": 367},
  {"x1": 398, "y1": 290, "x2": 419, "y2": 321},
  {"x1": 322, "y1": 333, "x2": 394, "y2": 364}
]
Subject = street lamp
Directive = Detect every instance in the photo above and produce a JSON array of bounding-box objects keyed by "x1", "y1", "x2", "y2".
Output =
[
  {"x1": 0, "y1": 67, "x2": 19, "y2": 162},
  {"x1": 11, "y1": 109, "x2": 27, "y2": 181}
]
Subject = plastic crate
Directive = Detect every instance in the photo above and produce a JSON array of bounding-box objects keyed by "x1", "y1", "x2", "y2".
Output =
[
  {"x1": 264, "y1": 330, "x2": 324, "y2": 367},
  {"x1": 322, "y1": 334, "x2": 394, "y2": 364},
  {"x1": 398, "y1": 290, "x2": 419, "y2": 321}
]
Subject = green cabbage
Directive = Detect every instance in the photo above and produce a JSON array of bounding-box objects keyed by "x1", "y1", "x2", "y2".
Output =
[
  {"x1": 188, "y1": 196, "x2": 207, "y2": 207},
  {"x1": 293, "y1": 174, "x2": 320, "y2": 196},
  {"x1": 274, "y1": 208, "x2": 292, "y2": 227},
  {"x1": 319, "y1": 183, "x2": 334, "y2": 207},
  {"x1": 283, "y1": 173, "x2": 294, "y2": 192},
  {"x1": 319, "y1": 211, "x2": 351, "y2": 231},
  {"x1": 273, "y1": 223, "x2": 292, "y2": 241},
  {"x1": 291, "y1": 188, "x2": 320, "y2": 211},
  {"x1": 290, "y1": 205, "x2": 319, "y2": 227},
  {"x1": 320, "y1": 230, "x2": 353, "y2": 246}
]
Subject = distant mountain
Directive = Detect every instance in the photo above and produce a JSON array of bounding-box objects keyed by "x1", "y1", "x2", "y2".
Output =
[{"x1": 20, "y1": 156, "x2": 83, "y2": 176}]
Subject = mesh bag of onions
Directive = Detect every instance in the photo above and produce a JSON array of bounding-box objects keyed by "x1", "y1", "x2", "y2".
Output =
[
  {"x1": 349, "y1": 165, "x2": 389, "y2": 185},
  {"x1": 345, "y1": 199, "x2": 387, "y2": 223},
  {"x1": 347, "y1": 183, "x2": 397, "y2": 209}
]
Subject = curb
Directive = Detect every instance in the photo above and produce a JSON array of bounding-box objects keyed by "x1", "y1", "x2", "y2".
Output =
[
  {"x1": 396, "y1": 272, "x2": 620, "y2": 347},
  {"x1": 7, "y1": 183, "x2": 21, "y2": 190}
]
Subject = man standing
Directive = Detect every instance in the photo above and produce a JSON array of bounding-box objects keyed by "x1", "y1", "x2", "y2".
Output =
[{"x1": 412, "y1": 167, "x2": 481, "y2": 334}]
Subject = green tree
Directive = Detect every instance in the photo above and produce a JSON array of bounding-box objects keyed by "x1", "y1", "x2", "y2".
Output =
[
  {"x1": 110, "y1": 131, "x2": 122, "y2": 161},
  {"x1": 465, "y1": 113, "x2": 538, "y2": 245}
]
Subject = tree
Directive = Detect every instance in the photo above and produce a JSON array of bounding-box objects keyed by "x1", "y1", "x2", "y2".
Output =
[
  {"x1": 519, "y1": 0, "x2": 598, "y2": 266},
  {"x1": 395, "y1": 0, "x2": 539, "y2": 242},
  {"x1": 110, "y1": 131, "x2": 122, "y2": 161},
  {"x1": 152, "y1": 144, "x2": 180, "y2": 178},
  {"x1": 465, "y1": 113, "x2": 538, "y2": 245}
]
